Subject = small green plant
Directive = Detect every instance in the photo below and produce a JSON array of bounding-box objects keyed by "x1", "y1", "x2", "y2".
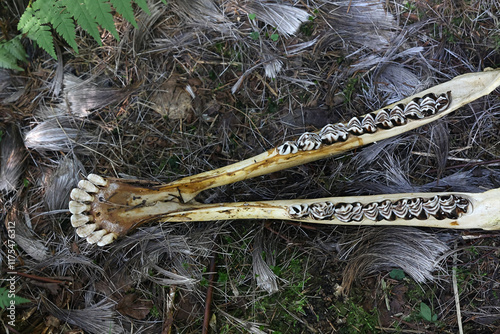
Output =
[
  {"x1": 250, "y1": 31, "x2": 260, "y2": 40},
  {"x1": 0, "y1": 287, "x2": 31, "y2": 309},
  {"x1": 343, "y1": 75, "x2": 359, "y2": 103},
  {"x1": 419, "y1": 302, "x2": 437, "y2": 322},
  {"x1": 336, "y1": 298, "x2": 379, "y2": 333},
  {"x1": 389, "y1": 269, "x2": 406, "y2": 280}
]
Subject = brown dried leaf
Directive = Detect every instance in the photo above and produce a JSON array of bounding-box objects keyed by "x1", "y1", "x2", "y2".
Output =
[
  {"x1": 151, "y1": 75, "x2": 193, "y2": 120},
  {"x1": 116, "y1": 293, "x2": 154, "y2": 320}
]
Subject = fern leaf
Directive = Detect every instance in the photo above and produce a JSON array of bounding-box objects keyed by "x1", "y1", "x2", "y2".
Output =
[
  {"x1": 62, "y1": 0, "x2": 102, "y2": 45},
  {"x1": 31, "y1": 23, "x2": 57, "y2": 59},
  {"x1": 6, "y1": 36, "x2": 27, "y2": 62},
  {"x1": 50, "y1": 4, "x2": 79, "y2": 52},
  {"x1": 18, "y1": 8, "x2": 37, "y2": 33},
  {"x1": 85, "y1": 0, "x2": 119, "y2": 41},
  {"x1": 134, "y1": 0, "x2": 150, "y2": 15},
  {"x1": 31, "y1": 0, "x2": 55, "y2": 25},
  {"x1": 0, "y1": 48, "x2": 23, "y2": 71},
  {"x1": 109, "y1": 0, "x2": 138, "y2": 28},
  {"x1": 18, "y1": 7, "x2": 34, "y2": 31},
  {"x1": 0, "y1": 287, "x2": 31, "y2": 309}
]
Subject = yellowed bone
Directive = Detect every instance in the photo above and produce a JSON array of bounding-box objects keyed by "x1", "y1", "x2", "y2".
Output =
[
  {"x1": 157, "y1": 68, "x2": 500, "y2": 203},
  {"x1": 156, "y1": 189, "x2": 500, "y2": 230},
  {"x1": 68, "y1": 69, "x2": 500, "y2": 245}
]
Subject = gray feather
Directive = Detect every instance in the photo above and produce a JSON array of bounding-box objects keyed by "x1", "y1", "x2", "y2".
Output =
[{"x1": 0, "y1": 124, "x2": 27, "y2": 193}]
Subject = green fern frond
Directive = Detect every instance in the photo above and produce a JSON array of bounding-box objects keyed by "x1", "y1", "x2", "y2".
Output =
[
  {"x1": 4, "y1": 36, "x2": 27, "y2": 63},
  {"x1": 18, "y1": 5, "x2": 57, "y2": 59},
  {"x1": 0, "y1": 287, "x2": 31, "y2": 309},
  {"x1": 18, "y1": 8, "x2": 38, "y2": 33},
  {"x1": 0, "y1": 49, "x2": 23, "y2": 71},
  {"x1": 32, "y1": 24, "x2": 57, "y2": 59},
  {"x1": 62, "y1": 0, "x2": 102, "y2": 45},
  {"x1": 109, "y1": 0, "x2": 137, "y2": 28},
  {"x1": 12, "y1": 0, "x2": 153, "y2": 63},
  {"x1": 51, "y1": 6, "x2": 78, "y2": 52},
  {"x1": 86, "y1": 0, "x2": 120, "y2": 41},
  {"x1": 133, "y1": 0, "x2": 151, "y2": 15},
  {"x1": 17, "y1": 7, "x2": 34, "y2": 30}
]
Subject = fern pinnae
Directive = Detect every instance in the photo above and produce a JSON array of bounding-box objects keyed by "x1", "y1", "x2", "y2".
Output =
[
  {"x1": 8, "y1": 37, "x2": 28, "y2": 62},
  {"x1": 86, "y1": 0, "x2": 120, "y2": 41},
  {"x1": 109, "y1": 0, "x2": 137, "y2": 28},
  {"x1": 62, "y1": 0, "x2": 102, "y2": 46},
  {"x1": 0, "y1": 52, "x2": 20, "y2": 70},
  {"x1": 133, "y1": 0, "x2": 151, "y2": 16},
  {"x1": 0, "y1": 36, "x2": 27, "y2": 71},
  {"x1": 50, "y1": 4, "x2": 78, "y2": 52},
  {"x1": 31, "y1": 21, "x2": 57, "y2": 59}
]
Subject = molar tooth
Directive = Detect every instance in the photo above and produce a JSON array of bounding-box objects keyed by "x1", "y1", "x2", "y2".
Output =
[
  {"x1": 69, "y1": 201, "x2": 90, "y2": 214},
  {"x1": 86, "y1": 230, "x2": 107, "y2": 244},
  {"x1": 78, "y1": 180, "x2": 99, "y2": 193},
  {"x1": 76, "y1": 223, "x2": 96, "y2": 237},
  {"x1": 97, "y1": 233, "x2": 118, "y2": 247},
  {"x1": 277, "y1": 141, "x2": 299, "y2": 155},
  {"x1": 70, "y1": 188, "x2": 94, "y2": 202},
  {"x1": 71, "y1": 214, "x2": 91, "y2": 227},
  {"x1": 87, "y1": 174, "x2": 108, "y2": 186}
]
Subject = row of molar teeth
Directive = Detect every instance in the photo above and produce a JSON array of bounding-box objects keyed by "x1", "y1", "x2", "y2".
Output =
[
  {"x1": 287, "y1": 194, "x2": 470, "y2": 222},
  {"x1": 69, "y1": 174, "x2": 117, "y2": 246},
  {"x1": 277, "y1": 92, "x2": 451, "y2": 155}
]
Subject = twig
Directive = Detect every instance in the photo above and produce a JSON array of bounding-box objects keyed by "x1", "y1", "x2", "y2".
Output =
[
  {"x1": 452, "y1": 241, "x2": 464, "y2": 334},
  {"x1": 202, "y1": 252, "x2": 217, "y2": 334},
  {"x1": 161, "y1": 285, "x2": 176, "y2": 334},
  {"x1": 14, "y1": 272, "x2": 70, "y2": 285}
]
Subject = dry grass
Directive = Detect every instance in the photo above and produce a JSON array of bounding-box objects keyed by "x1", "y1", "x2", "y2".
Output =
[{"x1": 1, "y1": 0, "x2": 500, "y2": 333}]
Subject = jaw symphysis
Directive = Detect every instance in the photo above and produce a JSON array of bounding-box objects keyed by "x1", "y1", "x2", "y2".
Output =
[{"x1": 69, "y1": 68, "x2": 500, "y2": 246}]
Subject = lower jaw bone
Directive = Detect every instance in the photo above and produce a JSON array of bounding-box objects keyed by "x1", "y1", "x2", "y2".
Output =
[
  {"x1": 70, "y1": 176, "x2": 500, "y2": 246},
  {"x1": 68, "y1": 69, "x2": 500, "y2": 245}
]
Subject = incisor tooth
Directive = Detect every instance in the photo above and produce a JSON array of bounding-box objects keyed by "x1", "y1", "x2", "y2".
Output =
[
  {"x1": 78, "y1": 180, "x2": 99, "y2": 193},
  {"x1": 76, "y1": 223, "x2": 96, "y2": 237},
  {"x1": 87, "y1": 174, "x2": 108, "y2": 186},
  {"x1": 70, "y1": 188, "x2": 94, "y2": 202},
  {"x1": 97, "y1": 233, "x2": 118, "y2": 247},
  {"x1": 69, "y1": 201, "x2": 90, "y2": 214},
  {"x1": 86, "y1": 230, "x2": 107, "y2": 244},
  {"x1": 71, "y1": 214, "x2": 91, "y2": 227}
]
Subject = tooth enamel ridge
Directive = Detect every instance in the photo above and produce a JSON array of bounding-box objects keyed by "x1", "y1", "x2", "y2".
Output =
[
  {"x1": 69, "y1": 201, "x2": 90, "y2": 214},
  {"x1": 70, "y1": 188, "x2": 94, "y2": 202},
  {"x1": 87, "y1": 230, "x2": 107, "y2": 244},
  {"x1": 71, "y1": 214, "x2": 91, "y2": 227},
  {"x1": 76, "y1": 223, "x2": 97, "y2": 237},
  {"x1": 287, "y1": 194, "x2": 471, "y2": 222},
  {"x1": 87, "y1": 173, "x2": 108, "y2": 186},
  {"x1": 277, "y1": 92, "x2": 451, "y2": 155},
  {"x1": 97, "y1": 233, "x2": 117, "y2": 247},
  {"x1": 78, "y1": 180, "x2": 99, "y2": 193}
]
